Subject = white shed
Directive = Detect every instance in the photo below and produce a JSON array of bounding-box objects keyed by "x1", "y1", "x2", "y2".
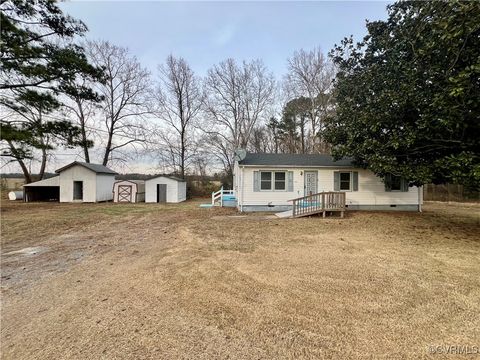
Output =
[
  {"x1": 23, "y1": 162, "x2": 117, "y2": 203},
  {"x1": 55, "y1": 162, "x2": 117, "y2": 202},
  {"x1": 113, "y1": 180, "x2": 145, "y2": 203},
  {"x1": 145, "y1": 175, "x2": 186, "y2": 203}
]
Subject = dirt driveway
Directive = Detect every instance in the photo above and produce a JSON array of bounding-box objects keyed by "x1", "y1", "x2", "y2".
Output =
[{"x1": 1, "y1": 200, "x2": 479, "y2": 359}]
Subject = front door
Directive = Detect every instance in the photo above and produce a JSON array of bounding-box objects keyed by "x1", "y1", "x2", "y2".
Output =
[
  {"x1": 304, "y1": 171, "x2": 318, "y2": 196},
  {"x1": 118, "y1": 185, "x2": 132, "y2": 202},
  {"x1": 157, "y1": 184, "x2": 167, "y2": 203}
]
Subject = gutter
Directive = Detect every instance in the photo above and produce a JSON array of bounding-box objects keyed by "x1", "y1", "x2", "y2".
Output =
[{"x1": 418, "y1": 185, "x2": 423, "y2": 212}]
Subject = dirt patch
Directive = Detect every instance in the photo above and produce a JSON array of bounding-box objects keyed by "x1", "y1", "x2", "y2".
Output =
[{"x1": 1, "y1": 200, "x2": 479, "y2": 359}]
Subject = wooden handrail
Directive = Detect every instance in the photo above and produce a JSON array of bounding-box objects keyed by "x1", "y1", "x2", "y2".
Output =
[{"x1": 290, "y1": 191, "x2": 346, "y2": 218}]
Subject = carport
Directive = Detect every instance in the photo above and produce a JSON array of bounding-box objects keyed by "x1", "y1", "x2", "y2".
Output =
[{"x1": 23, "y1": 176, "x2": 60, "y2": 202}]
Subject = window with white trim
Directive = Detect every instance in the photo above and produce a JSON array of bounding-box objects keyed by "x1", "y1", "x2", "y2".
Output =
[
  {"x1": 274, "y1": 172, "x2": 286, "y2": 190},
  {"x1": 260, "y1": 171, "x2": 286, "y2": 191},
  {"x1": 339, "y1": 172, "x2": 351, "y2": 191},
  {"x1": 260, "y1": 171, "x2": 272, "y2": 190}
]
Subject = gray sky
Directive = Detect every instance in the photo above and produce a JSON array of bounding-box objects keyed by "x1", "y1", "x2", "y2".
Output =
[
  {"x1": 5, "y1": 1, "x2": 391, "y2": 174},
  {"x1": 61, "y1": 1, "x2": 390, "y2": 77}
]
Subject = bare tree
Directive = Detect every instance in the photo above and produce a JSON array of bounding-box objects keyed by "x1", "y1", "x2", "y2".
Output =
[
  {"x1": 61, "y1": 77, "x2": 102, "y2": 163},
  {"x1": 154, "y1": 55, "x2": 203, "y2": 178},
  {"x1": 86, "y1": 40, "x2": 151, "y2": 166},
  {"x1": 203, "y1": 58, "x2": 275, "y2": 175},
  {"x1": 284, "y1": 47, "x2": 335, "y2": 152}
]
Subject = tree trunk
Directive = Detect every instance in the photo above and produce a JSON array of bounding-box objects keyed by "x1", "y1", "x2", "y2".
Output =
[
  {"x1": 103, "y1": 121, "x2": 114, "y2": 166},
  {"x1": 39, "y1": 147, "x2": 47, "y2": 180},
  {"x1": 299, "y1": 115, "x2": 306, "y2": 154},
  {"x1": 180, "y1": 128, "x2": 186, "y2": 179},
  {"x1": 77, "y1": 100, "x2": 90, "y2": 163},
  {"x1": 7, "y1": 140, "x2": 32, "y2": 183}
]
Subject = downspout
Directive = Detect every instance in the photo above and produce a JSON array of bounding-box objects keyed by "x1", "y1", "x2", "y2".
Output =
[
  {"x1": 240, "y1": 166, "x2": 244, "y2": 212},
  {"x1": 418, "y1": 185, "x2": 423, "y2": 212}
]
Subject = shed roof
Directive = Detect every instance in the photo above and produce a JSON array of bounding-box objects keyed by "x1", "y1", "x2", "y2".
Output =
[
  {"x1": 238, "y1": 153, "x2": 354, "y2": 167},
  {"x1": 55, "y1": 161, "x2": 117, "y2": 175},
  {"x1": 114, "y1": 179, "x2": 145, "y2": 185},
  {"x1": 145, "y1": 175, "x2": 186, "y2": 182},
  {"x1": 23, "y1": 176, "x2": 59, "y2": 187}
]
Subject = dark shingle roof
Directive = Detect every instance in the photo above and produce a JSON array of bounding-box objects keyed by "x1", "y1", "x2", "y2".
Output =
[
  {"x1": 55, "y1": 162, "x2": 117, "y2": 175},
  {"x1": 238, "y1": 153, "x2": 354, "y2": 167}
]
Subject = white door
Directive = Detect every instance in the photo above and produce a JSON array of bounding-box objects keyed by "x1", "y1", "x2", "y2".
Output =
[{"x1": 304, "y1": 171, "x2": 318, "y2": 196}]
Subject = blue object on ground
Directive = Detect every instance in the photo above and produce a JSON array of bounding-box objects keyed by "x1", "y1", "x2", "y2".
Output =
[
  {"x1": 222, "y1": 195, "x2": 236, "y2": 201},
  {"x1": 199, "y1": 203, "x2": 213, "y2": 208}
]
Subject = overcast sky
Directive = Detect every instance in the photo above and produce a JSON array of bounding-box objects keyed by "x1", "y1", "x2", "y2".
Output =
[
  {"x1": 5, "y1": 1, "x2": 391, "y2": 174},
  {"x1": 61, "y1": 1, "x2": 390, "y2": 77}
]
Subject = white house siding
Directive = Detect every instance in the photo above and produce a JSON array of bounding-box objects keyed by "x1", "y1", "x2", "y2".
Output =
[
  {"x1": 59, "y1": 166, "x2": 97, "y2": 202},
  {"x1": 236, "y1": 166, "x2": 421, "y2": 211},
  {"x1": 96, "y1": 174, "x2": 115, "y2": 202},
  {"x1": 145, "y1": 176, "x2": 186, "y2": 203}
]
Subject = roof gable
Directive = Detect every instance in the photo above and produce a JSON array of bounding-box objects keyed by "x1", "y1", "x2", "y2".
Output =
[
  {"x1": 55, "y1": 161, "x2": 117, "y2": 175},
  {"x1": 145, "y1": 175, "x2": 186, "y2": 182},
  {"x1": 114, "y1": 179, "x2": 145, "y2": 185},
  {"x1": 238, "y1": 153, "x2": 355, "y2": 167}
]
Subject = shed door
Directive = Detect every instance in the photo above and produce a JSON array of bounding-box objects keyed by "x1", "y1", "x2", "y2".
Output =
[
  {"x1": 73, "y1": 181, "x2": 83, "y2": 200},
  {"x1": 118, "y1": 185, "x2": 132, "y2": 202},
  {"x1": 157, "y1": 184, "x2": 167, "y2": 203}
]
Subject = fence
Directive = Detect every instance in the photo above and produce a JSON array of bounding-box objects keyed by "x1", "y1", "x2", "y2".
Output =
[{"x1": 423, "y1": 184, "x2": 479, "y2": 202}]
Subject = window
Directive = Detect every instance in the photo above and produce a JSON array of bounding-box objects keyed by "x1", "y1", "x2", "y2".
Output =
[
  {"x1": 339, "y1": 172, "x2": 351, "y2": 191},
  {"x1": 390, "y1": 175, "x2": 402, "y2": 191},
  {"x1": 260, "y1": 172, "x2": 272, "y2": 190},
  {"x1": 274, "y1": 172, "x2": 286, "y2": 190},
  {"x1": 259, "y1": 171, "x2": 286, "y2": 191}
]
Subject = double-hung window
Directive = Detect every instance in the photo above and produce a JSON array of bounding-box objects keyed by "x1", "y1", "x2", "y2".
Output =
[
  {"x1": 274, "y1": 172, "x2": 286, "y2": 190},
  {"x1": 339, "y1": 172, "x2": 351, "y2": 191},
  {"x1": 260, "y1": 171, "x2": 286, "y2": 191},
  {"x1": 260, "y1": 172, "x2": 272, "y2": 190},
  {"x1": 390, "y1": 175, "x2": 402, "y2": 191}
]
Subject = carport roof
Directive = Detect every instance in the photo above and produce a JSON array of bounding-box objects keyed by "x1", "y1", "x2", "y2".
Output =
[
  {"x1": 23, "y1": 176, "x2": 59, "y2": 187},
  {"x1": 55, "y1": 162, "x2": 117, "y2": 175}
]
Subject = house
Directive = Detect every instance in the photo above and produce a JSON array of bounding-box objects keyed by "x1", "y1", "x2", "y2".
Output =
[
  {"x1": 233, "y1": 152, "x2": 422, "y2": 212},
  {"x1": 145, "y1": 175, "x2": 186, "y2": 203},
  {"x1": 113, "y1": 180, "x2": 145, "y2": 203},
  {"x1": 23, "y1": 162, "x2": 117, "y2": 203}
]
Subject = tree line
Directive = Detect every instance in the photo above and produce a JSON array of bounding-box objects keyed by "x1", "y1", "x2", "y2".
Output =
[{"x1": 1, "y1": 0, "x2": 478, "y2": 189}]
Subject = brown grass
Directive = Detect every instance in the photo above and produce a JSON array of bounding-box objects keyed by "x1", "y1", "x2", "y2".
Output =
[{"x1": 1, "y1": 199, "x2": 479, "y2": 359}]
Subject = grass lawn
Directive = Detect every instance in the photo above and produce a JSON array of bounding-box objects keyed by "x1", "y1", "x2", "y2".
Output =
[{"x1": 1, "y1": 199, "x2": 479, "y2": 359}]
